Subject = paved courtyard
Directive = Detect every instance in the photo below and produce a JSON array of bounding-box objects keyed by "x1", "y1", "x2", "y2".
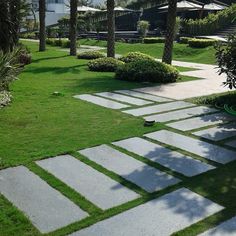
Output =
[{"x1": 1, "y1": 60, "x2": 236, "y2": 235}]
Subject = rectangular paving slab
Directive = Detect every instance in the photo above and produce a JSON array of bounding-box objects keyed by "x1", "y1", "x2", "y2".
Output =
[
  {"x1": 113, "y1": 137, "x2": 215, "y2": 177},
  {"x1": 74, "y1": 94, "x2": 129, "y2": 109},
  {"x1": 36, "y1": 155, "x2": 139, "y2": 210},
  {"x1": 0, "y1": 166, "x2": 88, "y2": 233},
  {"x1": 69, "y1": 188, "x2": 224, "y2": 236},
  {"x1": 193, "y1": 123, "x2": 236, "y2": 141},
  {"x1": 79, "y1": 145, "x2": 180, "y2": 192},
  {"x1": 199, "y1": 216, "x2": 236, "y2": 236},
  {"x1": 145, "y1": 130, "x2": 236, "y2": 164},
  {"x1": 95, "y1": 92, "x2": 153, "y2": 106},
  {"x1": 225, "y1": 140, "x2": 236, "y2": 148},
  {"x1": 144, "y1": 106, "x2": 218, "y2": 122},
  {"x1": 115, "y1": 90, "x2": 173, "y2": 102},
  {"x1": 123, "y1": 101, "x2": 195, "y2": 116},
  {"x1": 168, "y1": 112, "x2": 236, "y2": 131}
]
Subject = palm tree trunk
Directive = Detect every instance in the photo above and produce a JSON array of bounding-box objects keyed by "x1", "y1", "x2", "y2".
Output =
[
  {"x1": 69, "y1": 0, "x2": 77, "y2": 56},
  {"x1": 9, "y1": 0, "x2": 20, "y2": 46},
  {"x1": 39, "y1": 0, "x2": 46, "y2": 51},
  {"x1": 162, "y1": 0, "x2": 177, "y2": 65},
  {"x1": 107, "y1": 0, "x2": 115, "y2": 58}
]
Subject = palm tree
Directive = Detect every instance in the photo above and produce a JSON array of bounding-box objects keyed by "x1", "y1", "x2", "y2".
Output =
[
  {"x1": 70, "y1": 0, "x2": 78, "y2": 56},
  {"x1": 162, "y1": 0, "x2": 177, "y2": 65},
  {"x1": 107, "y1": 0, "x2": 115, "y2": 58},
  {"x1": 39, "y1": 0, "x2": 46, "y2": 51}
]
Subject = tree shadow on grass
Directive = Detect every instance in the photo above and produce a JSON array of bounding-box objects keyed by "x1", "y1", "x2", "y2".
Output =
[
  {"x1": 32, "y1": 55, "x2": 70, "y2": 63},
  {"x1": 23, "y1": 64, "x2": 84, "y2": 75}
]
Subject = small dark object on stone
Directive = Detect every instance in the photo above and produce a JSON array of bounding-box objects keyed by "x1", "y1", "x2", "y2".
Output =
[{"x1": 144, "y1": 120, "x2": 155, "y2": 127}]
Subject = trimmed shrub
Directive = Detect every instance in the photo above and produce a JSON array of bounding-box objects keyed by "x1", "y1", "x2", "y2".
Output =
[
  {"x1": 179, "y1": 37, "x2": 193, "y2": 44},
  {"x1": 143, "y1": 37, "x2": 165, "y2": 44},
  {"x1": 77, "y1": 51, "x2": 105, "y2": 60},
  {"x1": 53, "y1": 39, "x2": 62, "y2": 47},
  {"x1": 119, "y1": 52, "x2": 155, "y2": 63},
  {"x1": 46, "y1": 38, "x2": 55, "y2": 45},
  {"x1": 61, "y1": 40, "x2": 71, "y2": 48},
  {"x1": 88, "y1": 57, "x2": 124, "y2": 72},
  {"x1": 115, "y1": 59, "x2": 179, "y2": 83},
  {"x1": 188, "y1": 39, "x2": 217, "y2": 48}
]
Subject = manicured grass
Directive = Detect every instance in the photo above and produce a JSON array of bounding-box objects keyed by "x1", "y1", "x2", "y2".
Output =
[
  {"x1": 1, "y1": 40, "x2": 236, "y2": 236},
  {"x1": 79, "y1": 39, "x2": 216, "y2": 64}
]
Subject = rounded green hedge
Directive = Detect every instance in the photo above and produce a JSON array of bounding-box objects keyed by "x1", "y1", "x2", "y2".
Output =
[
  {"x1": 143, "y1": 37, "x2": 165, "y2": 44},
  {"x1": 188, "y1": 39, "x2": 217, "y2": 48},
  {"x1": 119, "y1": 52, "x2": 155, "y2": 63},
  {"x1": 77, "y1": 51, "x2": 105, "y2": 60},
  {"x1": 115, "y1": 59, "x2": 179, "y2": 83},
  {"x1": 179, "y1": 37, "x2": 193, "y2": 44},
  {"x1": 88, "y1": 57, "x2": 124, "y2": 72}
]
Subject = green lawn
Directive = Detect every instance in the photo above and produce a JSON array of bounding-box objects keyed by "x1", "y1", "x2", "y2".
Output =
[
  {"x1": 79, "y1": 38, "x2": 217, "y2": 64},
  {"x1": 0, "y1": 41, "x2": 236, "y2": 236}
]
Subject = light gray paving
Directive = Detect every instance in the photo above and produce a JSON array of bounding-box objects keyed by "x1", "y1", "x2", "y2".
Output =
[
  {"x1": 199, "y1": 216, "x2": 236, "y2": 236},
  {"x1": 123, "y1": 101, "x2": 195, "y2": 116},
  {"x1": 0, "y1": 166, "x2": 87, "y2": 233},
  {"x1": 74, "y1": 94, "x2": 129, "y2": 109},
  {"x1": 113, "y1": 137, "x2": 215, "y2": 177},
  {"x1": 145, "y1": 130, "x2": 236, "y2": 164},
  {"x1": 79, "y1": 145, "x2": 180, "y2": 192},
  {"x1": 144, "y1": 106, "x2": 218, "y2": 122},
  {"x1": 225, "y1": 140, "x2": 236, "y2": 148},
  {"x1": 69, "y1": 188, "x2": 224, "y2": 236},
  {"x1": 193, "y1": 123, "x2": 236, "y2": 141},
  {"x1": 36, "y1": 155, "x2": 139, "y2": 210},
  {"x1": 115, "y1": 90, "x2": 173, "y2": 102},
  {"x1": 168, "y1": 112, "x2": 236, "y2": 131},
  {"x1": 96, "y1": 92, "x2": 153, "y2": 106}
]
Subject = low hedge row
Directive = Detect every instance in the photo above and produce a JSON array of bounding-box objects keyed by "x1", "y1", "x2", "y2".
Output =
[
  {"x1": 179, "y1": 37, "x2": 193, "y2": 44},
  {"x1": 46, "y1": 38, "x2": 79, "y2": 48},
  {"x1": 188, "y1": 38, "x2": 217, "y2": 48},
  {"x1": 143, "y1": 37, "x2": 165, "y2": 44}
]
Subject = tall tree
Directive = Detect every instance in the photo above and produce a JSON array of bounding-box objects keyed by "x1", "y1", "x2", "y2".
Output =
[
  {"x1": 39, "y1": 0, "x2": 46, "y2": 51},
  {"x1": 107, "y1": 0, "x2": 115, "y2": 58},
  {"x1": 162, "y1": 0, "x2": 177, "y2": 65},
  {"x1": 70, "y1": 0, "x2": 78, "y2": 56}
]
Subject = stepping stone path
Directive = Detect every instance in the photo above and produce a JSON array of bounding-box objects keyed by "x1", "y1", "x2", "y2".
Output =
[
  {"x1": 0, "y1": 166, "x2": 87, "y2": 233},
  {"x1": 168, "y1": 112, "x2": 236, "y2": 131},
  {"x1": 69, "y1": 188, "x2": 224, "y2": 236},
  {"x1": 113, "y1": 137, "x2": 215, "y2": 177},
  {"x1": 79, "y1": 145, "x2": 180, "y2": 192},
  {"x1": 96, "y1": 92, "x2": 153, "y2": 106},
  {"x1": 144, "y1": 106, "x2": 217, "y2": 122},
  {"x1": 36, "y1": 155, "x2": 139, "y2": 210},
  {"x1": 225, "y1": 140, "x2": 236, "y2": 148},
  {"x1": 199, "y1": 216, "x2": 236, "y2": 236},
  {"x1": 115, "y1": 90, "x2": 173, "y2": 103},
  {"x1": 145, "y1": 130, "x2": 236, "y2": 164},
  {"x1": 74, "y1": 94, "x2": 129, "y2": 109},
  {"x1": 193, "y1": 123, "x2": 236, "y2": 141},
  {"x1": 123, "y1": 101, "x2": 195, "y2": 116}
]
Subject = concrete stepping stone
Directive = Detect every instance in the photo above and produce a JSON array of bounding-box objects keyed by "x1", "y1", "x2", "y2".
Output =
[
  {"x1": 123, "y1": 101, "x2": 195, "y2": 117},
  {"x1": 0, "y1": 166, "x2": 87, "y2": 233},
  {"x1": 69, "y1": 188, "x2": 224, "y2": 236},
  {"x1": 199, "y1": 216, "x2": 236, "y2": 236},
  {"x1": 168, "y1": 113, "x2": 236, "y2": 131},
  {"x1": 225, "y1": 140, "x2": 236, "y2": 148},
  {"x1": 145, "y1": 130, "x2": 236, "y2": 164},
  {"x1": 193, "y1": 123, "x2": 236, "y2": 141},
  {"x1": 144, "y1": 106, "x2": 218, "y2": 122},
  {"x1": 36, "y1": 155, "x2": 139, "y2": 210},
  {"x1": 113, "y1": 137, "x2": 215, "y2": 177},
  {"x1": 115, "y1": 90, "x2": 173, "y2": 102},
  {"x1": 79, "y1": 145, "x2": 180, "y2": 193},
  {"x1": 74, "y1": 94, "x2": 129, "y2": 109},
  {"x1": 96, "y1": 92, "x2": 153, "y2": 106}
]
